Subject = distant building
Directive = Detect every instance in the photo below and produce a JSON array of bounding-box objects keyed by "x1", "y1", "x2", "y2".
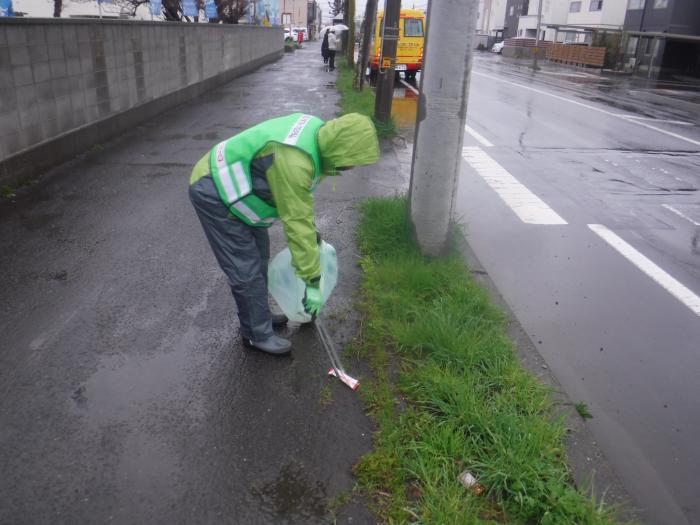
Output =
[
  {"x1": 622, "y1": 0, "x2": 700, "y2": 79},
  {"x1": 280, "y1": 0, "x2": 306, "y2": 27},
  {"x1": 515, "y1": 0, "x2": 569, "y2": 41},
  {"x1": 477, "y1": 0, "x2": 508, "y2": 41},
  {"x1": 307, "y1": 0, "x2": 322, "y2": 39},
  {"x1": 503, "y1": 0, "x2": 627, "y2": 43},
  {"x1": 503, "y1": 0, "x2": 529, "y2": 38}
]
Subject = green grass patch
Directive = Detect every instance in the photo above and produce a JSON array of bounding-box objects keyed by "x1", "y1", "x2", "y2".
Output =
[
  {"x1": 1, "y1": 179, "x2": 37, "y2": 200},
  {"x1": 335, "y1": 57, "x2": 396, "y2": 139},
  {"x1": 353, "y1": 196, "x2": 625, "y2": 524},
  {"x1": 1, "y1": 185, "x2": 16, "y2": 199},
  {"x1": 575, "y1": 402, "x2": 593, "y2": 420}
]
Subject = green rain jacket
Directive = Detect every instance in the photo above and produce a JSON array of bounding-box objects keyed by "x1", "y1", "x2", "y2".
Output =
[{"x1": 190, "y1": 113, "x2": 380, "y2": 285}]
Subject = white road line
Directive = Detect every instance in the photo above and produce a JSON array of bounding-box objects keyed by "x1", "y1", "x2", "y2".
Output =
[
  {"x1": 589, "y1": 224, "x2": 700, "y2": 317},
  {"x1": 462, "y1": 146, "x2": 567, "y2": 225},
  {"x1": 623, "y1": 119, "x2": 700, "y2": 147},
  {"x1": 473, "y1": 70, "x2": 700, "y2": 148},
  {"x1": 623, "y1": 115, "x2": 694, "y2": 127},
  {"x1": 465, "y1": 124, "x2": 494, "y2": 147},
  {"x1": 398, "y1": 79, "x2": 419, "y2": 95},
  {"x1": 662, "y1": 204, "x2": 700, "y2": 226}
]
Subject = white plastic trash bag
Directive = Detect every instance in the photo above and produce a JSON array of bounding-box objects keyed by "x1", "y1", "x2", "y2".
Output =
[{"x1": 268, "y1": 241, "x2": 338, "y2": 323}]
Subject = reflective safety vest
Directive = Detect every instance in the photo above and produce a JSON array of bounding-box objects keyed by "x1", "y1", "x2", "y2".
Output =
[{"x1": 209, "y1": 113, "x2": 324, "y2": 227}]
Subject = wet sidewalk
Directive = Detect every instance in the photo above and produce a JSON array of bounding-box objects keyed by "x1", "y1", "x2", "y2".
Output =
[{"x1": 0, "y1": 41, "x2": 406, "y2": 524}]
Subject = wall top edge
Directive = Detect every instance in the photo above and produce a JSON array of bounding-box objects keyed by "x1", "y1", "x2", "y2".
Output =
[{"x1": 0, "y1": 18, "x2": 283, "y2": 30}]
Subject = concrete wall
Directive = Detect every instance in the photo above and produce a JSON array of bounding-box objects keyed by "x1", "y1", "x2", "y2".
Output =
[{"x1": 0, "y1": 19, "x2": 282, "y2": 184}]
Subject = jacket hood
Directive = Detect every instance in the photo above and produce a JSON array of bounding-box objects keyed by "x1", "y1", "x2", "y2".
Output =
[{"x1": 317, "y1": 113, "x2": 380, "y2": 175}]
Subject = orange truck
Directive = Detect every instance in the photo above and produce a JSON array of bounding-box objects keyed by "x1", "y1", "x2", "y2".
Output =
[{"x1": 369, "y1": 8, "x2": 426, "y2": 81}]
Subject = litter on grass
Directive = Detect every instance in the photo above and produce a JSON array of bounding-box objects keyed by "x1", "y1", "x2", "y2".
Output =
[{"x1": 458, "y1": 470, "x2": 486, "y2": 495}]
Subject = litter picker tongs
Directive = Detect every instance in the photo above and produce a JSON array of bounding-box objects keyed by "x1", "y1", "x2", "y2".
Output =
[{"x1": 314, "y1": 317, "x2": 359, "y2": 391}]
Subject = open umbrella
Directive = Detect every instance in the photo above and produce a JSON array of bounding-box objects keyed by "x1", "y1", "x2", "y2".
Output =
[{"x1": 320, "y1": 23, "x2": 349, "y2": 37}]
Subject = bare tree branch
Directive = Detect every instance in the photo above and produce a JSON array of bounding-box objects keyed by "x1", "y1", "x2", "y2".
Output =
[
  {"x1": 327, "y1": 0, "x2": 344, "y2": 18},
  {"x1": 215, "y1": 0, "x2": 249, "y2": 23}
]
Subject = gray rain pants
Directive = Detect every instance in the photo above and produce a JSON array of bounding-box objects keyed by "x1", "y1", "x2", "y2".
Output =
[{"x1": 189, "y1": 175, "x2": 274, "y2": 343}]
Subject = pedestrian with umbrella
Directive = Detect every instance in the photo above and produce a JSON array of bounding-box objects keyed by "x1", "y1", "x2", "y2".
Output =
[{"x1": 327, "y1": 29, "x2": 338, "y2": 71}]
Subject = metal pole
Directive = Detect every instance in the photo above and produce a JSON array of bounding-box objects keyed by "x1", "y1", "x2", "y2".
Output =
[
  {"x1": 408, "y1": 0, "x2": 479, "y2": 256},
  {"x1": 532, "y1": 0, "x2": 544, "y2": 69},
  {"x1": 374, "y1": 0, "x2": 401, "y2": 125}
]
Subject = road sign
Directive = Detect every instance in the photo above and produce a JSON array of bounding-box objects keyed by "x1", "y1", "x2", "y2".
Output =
[
  {"x1": 149, "y1": 0, "x2": 161, "y2": 15},
  {"x1": 182, "y1": 0, "x2": 198, "y2": 17}
]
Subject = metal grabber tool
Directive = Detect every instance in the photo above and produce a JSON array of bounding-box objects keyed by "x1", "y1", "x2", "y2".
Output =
[{"x1": 314, "y1": 316, "x2": 359, "y2": 391}]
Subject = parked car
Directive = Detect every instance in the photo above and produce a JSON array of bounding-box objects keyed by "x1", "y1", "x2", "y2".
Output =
[
  {"x1": 491, "y1": 41, "x2": 505, "y2": 54},
  {"x1": 284, "y1": 28, "x2": 300, "y2": 41}
]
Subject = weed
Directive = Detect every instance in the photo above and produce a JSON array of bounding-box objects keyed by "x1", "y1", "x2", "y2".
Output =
[
  {"x1": 1, "y1": 179, "x2": 37, "y2": 200},
  {"x1": 1, "y1": 185, "x2": 16, "y2": 199},
  {"x1": 353, "y1": 196, "x2": 625, "y2": 524},
  {"x1": 319, "y1": 384, "x2": 333, "y2": 408},
  {"x1": 575, "y1": 402, "x2": 593, "y2": 420},
  {"x1": 327, "y1": 489, "x2": 353, "y2": 524}
]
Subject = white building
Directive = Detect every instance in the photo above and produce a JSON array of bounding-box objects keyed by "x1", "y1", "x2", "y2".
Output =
[
  {"x1": 516, "y1": 0, "x2": 569, "y2": 40},
  {"x1": 516, "y1": 0, "x2": 627, "y2": 42},
  {"x1": 477, "y1": 0, "x2": 508, "y2": 37}
]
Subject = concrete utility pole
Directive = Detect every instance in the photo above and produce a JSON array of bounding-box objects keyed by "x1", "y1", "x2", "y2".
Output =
[
  {"x1": 532, "y1": 0, "x2": 544, "y2": 69},
  {"x1": 409, "y1": 0, "x2": 479, "y2": 256},
  {"x1": 374, "y1": 0, "x2": 401, "y2": 125}
]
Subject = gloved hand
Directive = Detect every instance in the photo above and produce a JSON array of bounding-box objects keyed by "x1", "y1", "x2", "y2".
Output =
[{"x1": 304, "y1": 284, "x2": 324, "y2": 316}]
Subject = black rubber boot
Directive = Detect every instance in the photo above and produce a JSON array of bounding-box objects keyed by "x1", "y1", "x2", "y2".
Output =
[{"x1": 243, "y1": 335, "x2": 292, "y2": 356}]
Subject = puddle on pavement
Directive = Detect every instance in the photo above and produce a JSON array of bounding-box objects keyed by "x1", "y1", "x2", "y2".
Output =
[
  {"x1": 70, "y1": 324, "x2": 204, "y2": 428},
  {"x1": 391, "y1": 85, "x2": 418, "y2": 131},
  {"x1": 251, "y1": 461, "x2": 327, "y2": 521}
]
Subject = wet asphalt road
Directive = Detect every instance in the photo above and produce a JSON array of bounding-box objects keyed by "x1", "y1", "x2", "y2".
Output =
[
  {"x1": 0, "y1": 43, "x2": 406, "y2": 524},
  {"x1": 453, "y1": 54, "x2": 700, "y2": 524}
]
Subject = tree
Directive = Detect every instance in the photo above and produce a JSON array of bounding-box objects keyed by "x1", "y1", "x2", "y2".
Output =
[
  {"x1": 116, "y1": 0, "x2": 149, "y2": 17},
  {"x1": 345, "y1": 0, "x2": 355, "y2": 68},
  {"x1": 353, "y1": 0, "x2": 377, "y2": 90},
  {"x1": 216, "y1": 0, "x2": 249, "y2": 23},
  {"x1": 328, "y1": 0, "x2": 344, "y2": 17}
]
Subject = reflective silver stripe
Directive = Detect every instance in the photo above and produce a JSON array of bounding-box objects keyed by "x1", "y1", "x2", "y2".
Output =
[
  {"x1": 231, "y1": 161, "x2": 251, "y2": 196},
  {"x1": 215, "y1": 142, "x2": 239, "y2": 203},
  {"x1": 284, "y1": 114, "x2": 313, "y2": 146},
  {"x1": 233, "y1": 200, "x2": 262, "y2": 223}
]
